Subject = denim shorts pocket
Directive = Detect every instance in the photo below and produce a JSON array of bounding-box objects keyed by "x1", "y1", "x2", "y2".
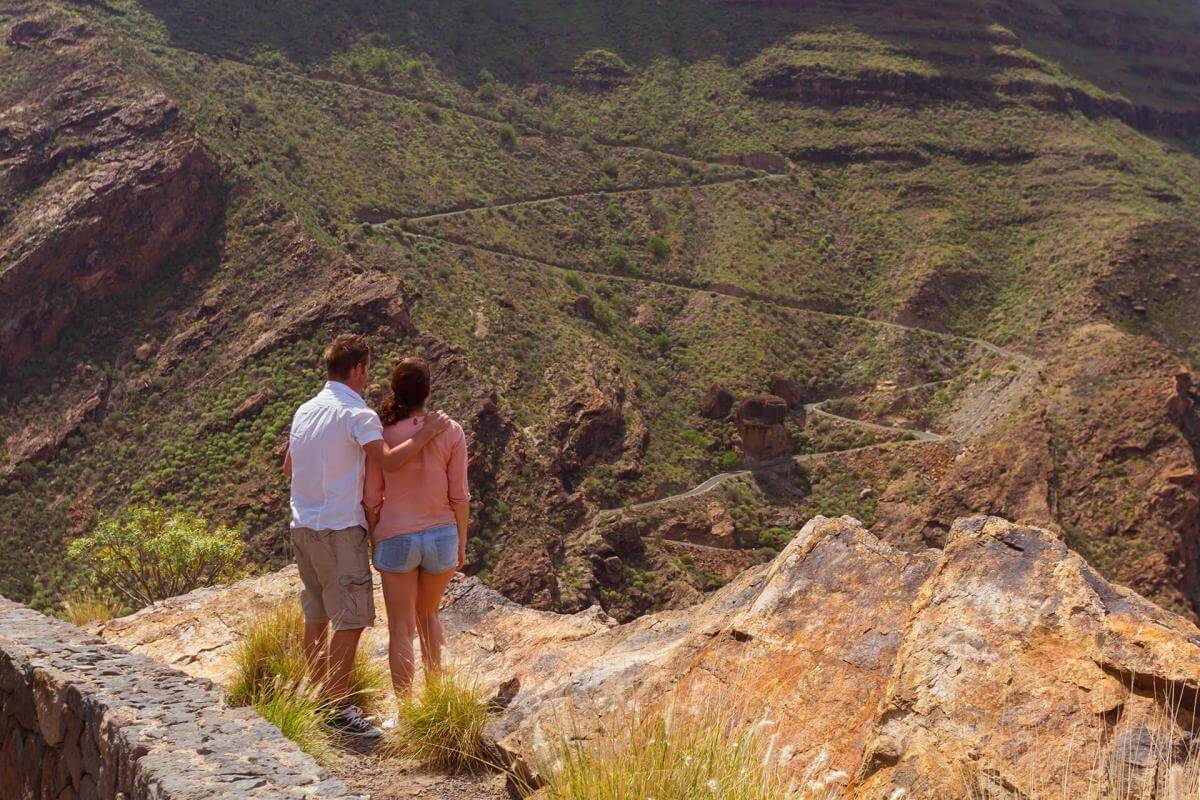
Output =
[
  {"x1": 373, "y1": 535, "x2": 418, "y2": 573},
  {"x1": 425, "y1": 526, "x2": 459, "y2": 573}
]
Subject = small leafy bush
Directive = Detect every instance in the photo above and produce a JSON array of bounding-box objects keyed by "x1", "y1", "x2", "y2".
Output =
[
  {"x1": 67, "y1": 504, "x2": 245, "y2": 607},
  {"x1": 498, "y1": 123, "x2": 517, "y2": 147},
  {"x1": 599, "y1": 157, "x2": 619, "y2": 179},
  {"x1": 385, "y1": 673, "x2": 495, "y2": 771},
  {"x1": 609, "y1": 247, "x2": 630, "y2": 271},
  {"x1": 647, "y1": 235, "x2": 670, "y2": 260},
  {"x1": 564, "y1": 270, "x2": 585, "y2": 292}
]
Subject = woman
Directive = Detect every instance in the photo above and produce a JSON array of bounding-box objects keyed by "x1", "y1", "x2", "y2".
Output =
[{"x1": 363, "y1": 357, "x2": 470, "y2": 698}]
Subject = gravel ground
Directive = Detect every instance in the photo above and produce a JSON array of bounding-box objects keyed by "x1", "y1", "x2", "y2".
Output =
[{"x1": 328, "y1": 737, "x2": 512, "y2": 800}]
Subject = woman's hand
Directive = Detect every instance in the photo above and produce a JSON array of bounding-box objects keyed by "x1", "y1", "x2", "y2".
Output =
[{"x1": 457, "y1": 541, "x2": 467, "y2": 571}]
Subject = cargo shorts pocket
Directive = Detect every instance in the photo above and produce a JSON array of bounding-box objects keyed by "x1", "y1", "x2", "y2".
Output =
[{"x1": 333, "y1": 572, "x2": 375, "y2": 630}]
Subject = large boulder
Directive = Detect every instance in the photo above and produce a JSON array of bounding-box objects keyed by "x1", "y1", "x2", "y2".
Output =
[
  {"x1": 97, "y1": 516, "x2": 1200, "y2": 799},
  {"x1": 856, "y1": 515, "x2": 1200, "y2": 799}
]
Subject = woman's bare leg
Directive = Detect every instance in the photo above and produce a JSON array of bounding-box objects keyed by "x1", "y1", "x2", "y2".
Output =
[
  {"x1": 415, "y1": 568, "x2": 456, "y2": 677},
  {"x1": 380, "y1": 570, "x2": 420, "y2": 697}
]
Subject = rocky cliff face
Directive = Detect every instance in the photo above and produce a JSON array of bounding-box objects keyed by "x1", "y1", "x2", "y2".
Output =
[
  {"x1": 0, "y1": 8, "x2": 223, "y2": 374},
  {"x1": 97, "y1": 515, "x2": 1200, "y2": 799}
]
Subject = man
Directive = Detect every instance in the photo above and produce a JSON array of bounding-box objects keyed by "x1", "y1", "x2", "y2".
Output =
[{"x1": 284, "y1": 333, "x2": 448, "y2": 737}]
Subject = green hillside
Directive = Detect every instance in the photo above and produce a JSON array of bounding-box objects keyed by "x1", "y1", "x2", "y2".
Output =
[{"x1": 1, "y1": 0, "x2": 1198, "y2": 618}]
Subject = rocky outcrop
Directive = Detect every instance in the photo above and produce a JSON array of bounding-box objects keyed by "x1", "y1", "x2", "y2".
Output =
[
  {"x1": 97, "y1": 515, "x2": 1200, "y2": 799},
  {"x1": 549, "y1": 352, "x2": 642, "y2": 488},
  {"x1": 735, "y1": 393, "x2": 792, "y2": 462},
  {"x1": 699, "y1": 381, "x2": 735, "y2": 419},
  {"x1": 0, "y1": 595, "x2": 359, "y2": 800},
  {"x1": 0, "y1": 8, "x2": 223, "y2": 374}
]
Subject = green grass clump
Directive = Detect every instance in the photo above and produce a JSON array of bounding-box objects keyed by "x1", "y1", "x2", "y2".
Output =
[
  {"x1": 563, "y1": 270, "x2": 585, "y2": 291},
  {"x1": 543, "y1": 703, "x2": 834, "y2": 800},
  {"x1": 252, "y1": 680, "x2": 338, "y2": 765},
  {"x1": 227, "y1": 601, "x2": 386, "y2": 713},
  {"x1": 385, "y1": 673, "x2": 495, "y2": 772},
  {"x1": 225, "y1": 602, "x2": 388, "y2": 762}
]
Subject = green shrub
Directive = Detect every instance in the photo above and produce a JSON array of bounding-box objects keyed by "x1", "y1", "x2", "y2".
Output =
[
  {"x1": 599, "y1": 158, "x2": 619, "y2": 179},
  {"x1": 647, "y1": 235, "x2": 670, "y2": 260},
  {"x1": 652, "y1": 332, "x2": 671, "y2": 353},
  {"x1": 498, "y1": 123, "x2": 517, "y2": 147},
  {"x1": 609, "y1": 247, "x2": 630, "y2": 271},
  {"x1": 67, "y1": 504, "x2": 245, "y2": 608},
  {"x1": 385, "y1": 673, "x2": 495, "y2": 771},
  {"x1": 564, "y1": 270, "x2": 585, "y2": 292}
]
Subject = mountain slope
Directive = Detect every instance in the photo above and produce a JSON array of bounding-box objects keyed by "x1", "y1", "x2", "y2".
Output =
[{"x1": 1, "y1": 0, "x2": 1198, "y2": 618}]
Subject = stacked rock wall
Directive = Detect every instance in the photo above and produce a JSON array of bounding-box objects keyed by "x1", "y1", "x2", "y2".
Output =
[{"x1": 0, "y1": 595, "x2": 360, "y2": 799}]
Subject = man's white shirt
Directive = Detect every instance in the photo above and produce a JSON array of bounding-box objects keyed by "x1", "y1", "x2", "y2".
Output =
[{"x1": 289, "y1": 381, "x2": 384, "y2": 531}]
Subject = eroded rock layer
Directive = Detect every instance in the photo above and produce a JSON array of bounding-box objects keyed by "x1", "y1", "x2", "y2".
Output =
[{"x1": 97, "y1": 515, "x2": 1200, "y2": 798}]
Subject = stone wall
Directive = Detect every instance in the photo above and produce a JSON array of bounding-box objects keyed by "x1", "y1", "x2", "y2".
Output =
[{"x1": 0, "y1": 595, "x2": 361, "y2": 799}]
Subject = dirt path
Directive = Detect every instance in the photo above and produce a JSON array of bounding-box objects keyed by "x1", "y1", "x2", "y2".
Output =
[
  {"x1": 112, "y1": 37, "x2": 758, "y2": 178},
  {"x1": 401, "y1": 172, "x2": 782, "y2": 223},
  {"x1": 329, "y1": 740, "x2": 508, "y2": 800},
  {"x1": 803, "y1": 403, "x2": 944, "y2": 443}
]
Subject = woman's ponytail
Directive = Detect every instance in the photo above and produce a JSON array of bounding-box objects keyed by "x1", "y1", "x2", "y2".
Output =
[{"x1": 380, "y1": 358, "x2": 430, "y2": 426}]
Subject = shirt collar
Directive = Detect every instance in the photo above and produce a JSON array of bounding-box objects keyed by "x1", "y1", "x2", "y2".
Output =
[{"x1": 324, "y1": 380, "x2": 364, "y2": 404}]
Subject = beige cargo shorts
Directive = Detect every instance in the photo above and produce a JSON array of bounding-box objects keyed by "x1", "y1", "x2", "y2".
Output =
[{"x1": 291, "y1": 525, "x2": 375, "y2": 630}]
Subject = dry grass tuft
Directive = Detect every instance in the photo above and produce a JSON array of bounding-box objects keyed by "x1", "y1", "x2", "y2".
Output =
[
  {"x1": 58, "y1": 592, "x2": 124, "y2": 627},
  {"x1": 226, "y1": 600, "x2": 386, "y2": 711},
  {"x1": 384, "y1": 672, "x2": 496, "y2": 772},
  {"x1": 225, "y1": 601, "x2": 387, "y2": 763},
  {"x1": 540, "y1": 701, "x2": 847, "y2": 800}
]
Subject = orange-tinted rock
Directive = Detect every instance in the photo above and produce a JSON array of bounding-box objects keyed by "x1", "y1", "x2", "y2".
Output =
[
  {"x1": 857, "y1": 515, "x2": 1200, "y2": 798},
  {"x1": 736, "y1": 394, "x2": 792, "y2": 462},
  {"x1": 97, "y1": 515, "x2": 1200, "y2": 799}
]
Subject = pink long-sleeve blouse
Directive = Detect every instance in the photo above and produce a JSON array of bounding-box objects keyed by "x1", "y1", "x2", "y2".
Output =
[{"x1": 362, "y1": 415, "x2": 470, "y2": 541}]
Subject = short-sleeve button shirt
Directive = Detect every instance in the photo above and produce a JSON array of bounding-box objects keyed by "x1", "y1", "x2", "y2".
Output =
[{"x1": 289, "y1": 381, "x2": 384, "y2": 530}]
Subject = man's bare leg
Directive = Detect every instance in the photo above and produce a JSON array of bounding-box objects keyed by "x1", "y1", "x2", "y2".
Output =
[
  {"x1": 302, "y1": 621, "x2": 329, "y2": 689},
  {"x1": 328, "y1": 626, "x2": 364, "y2": 704}
]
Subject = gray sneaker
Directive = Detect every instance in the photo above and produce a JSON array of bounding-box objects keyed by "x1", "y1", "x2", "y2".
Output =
[{"x1": 328, "y1": 704, "x2": 383, "y2": 739}]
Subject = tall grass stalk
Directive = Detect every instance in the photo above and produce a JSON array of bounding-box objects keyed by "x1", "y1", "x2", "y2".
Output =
[
  {"x1": 540, "y1": 701, "x2": 847, "y2": 800},
  {"x1": 58, "y1": 592, "x2": 124, "y2": 627},
  {"x1": 252, "y1": 677, "x2": 338, "y2": 765},
  {"x1": 963, "y1": 700, "x2": 1200, "y2": 800}
]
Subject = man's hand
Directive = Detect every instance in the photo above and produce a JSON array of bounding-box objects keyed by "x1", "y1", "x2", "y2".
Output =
[{"x1": 424, "y1": 410, "x2": 451, "y2": 435}]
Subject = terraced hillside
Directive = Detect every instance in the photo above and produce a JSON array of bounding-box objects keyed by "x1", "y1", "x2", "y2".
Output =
[{"x1": 1, "y1": 0, "x2": 1198, "y2": 619}]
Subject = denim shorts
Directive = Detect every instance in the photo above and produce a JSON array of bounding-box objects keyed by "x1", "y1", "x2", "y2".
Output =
[{"x1": 372, "y1": 524, "x2": 458, "y2": 574}]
